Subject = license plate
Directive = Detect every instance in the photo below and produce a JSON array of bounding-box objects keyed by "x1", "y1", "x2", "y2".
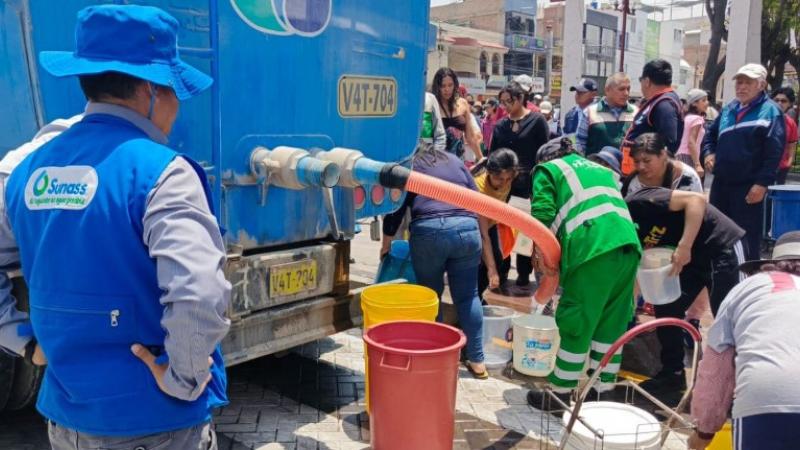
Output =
[
  {"x1": 338, "y1": 75, "x2": 397, "y2": 117},
  {"x1": 269, "y1": 260, "x2": 318, "y2": 297}
]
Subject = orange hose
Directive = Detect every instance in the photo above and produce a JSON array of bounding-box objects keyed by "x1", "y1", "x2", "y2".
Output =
[{"x1": 405, "y1": 171, "x2": 561, "y2": 303}]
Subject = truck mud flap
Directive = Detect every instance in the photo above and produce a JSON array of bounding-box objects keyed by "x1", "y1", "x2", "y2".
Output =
[
  {"x1": 0, "y1": 352, "x2": 14, "y2": 410},
  {"x1": 4, "y1": 358, "x2": 42, "y2": 411},
  {"x1": 0, "y1": 275, "x2": 43, "y2": 411}
]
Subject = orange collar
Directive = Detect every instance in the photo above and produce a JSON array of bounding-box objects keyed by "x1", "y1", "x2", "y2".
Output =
[{"x1": 645, "y1": 87, "x2": 674, "y2": 101}]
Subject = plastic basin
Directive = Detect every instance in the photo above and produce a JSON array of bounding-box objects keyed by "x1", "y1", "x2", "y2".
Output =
[
  {"x1": 482, "y1": 306, "x2": 516, "y2": 369},
  {"x1": 562, "y1": 401, "x2": 661, "y2": 449},
  {"x1": 360, "y1": 284, "x2": 439, "y2": 412},
  {"x1": 364, "y1": 321, "x2": 465, "y2": 450}
]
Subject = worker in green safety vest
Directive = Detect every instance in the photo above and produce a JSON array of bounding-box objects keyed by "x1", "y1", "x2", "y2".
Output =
[
  {"x1": 575, "y1": 73, "x2": 638, "y2": 156},
  {"x1": 526, "y1": 137, "x2": 642, "y2": 411}
]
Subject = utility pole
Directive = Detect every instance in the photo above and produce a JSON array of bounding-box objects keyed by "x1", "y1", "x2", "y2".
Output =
[
  {"x1": 545, "y1": 24, "x2": 554, "y2": 97},
  {"x1": 722, "y1": 0, "x2": 762, "y2": 103},
  {"x1": 617, "y1": 0, "x2": 635, "y2": 72},
  {"x1": 561, "y1": 0, "x2": 585, "y2": 126}
]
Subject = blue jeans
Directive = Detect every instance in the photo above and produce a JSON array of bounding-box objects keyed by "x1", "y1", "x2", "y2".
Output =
[{"x1": 409, "y1": 215, "x2": 484, "y2": 363}]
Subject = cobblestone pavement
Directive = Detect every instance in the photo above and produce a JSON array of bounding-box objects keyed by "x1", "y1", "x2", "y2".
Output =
[
  {"x1": 0, "y1": 329, "x2": 555, "y2": 450},
  {"x1": 0, "y1": 230, "x2": 697, "y2": 449},
  {"x1": 0, "y1": 231, "x2": 558, "y2": 449}
]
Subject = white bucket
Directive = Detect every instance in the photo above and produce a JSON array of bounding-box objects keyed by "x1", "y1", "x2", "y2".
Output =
[
  {"x1": 512, "y1": 314, "x2": 560, "y2": 376},
  {"x1": 482, "y1": 306, "x2": 516, "y2": 369},
  {"x1": 637, "y1": 248, "x2": 681, "y2": 305},
  {"x1": 561, "y1": 401, "x2": 661, "y2": 449}
]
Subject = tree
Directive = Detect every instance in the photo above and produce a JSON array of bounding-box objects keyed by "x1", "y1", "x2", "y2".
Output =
[
  {"x1": 791, "y1": 29, "x2": 800, "y2": 88},
  {"x1": 701, "y1": 0, "x2": 728, "y2": 104},
  {"x1": 761, "y1": 0, "x2": 800, "y2": 92}
]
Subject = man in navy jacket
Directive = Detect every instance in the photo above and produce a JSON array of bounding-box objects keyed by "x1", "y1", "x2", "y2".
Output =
[{"x1": 702, "y1": 63, "x2": 786, "y2": 261}]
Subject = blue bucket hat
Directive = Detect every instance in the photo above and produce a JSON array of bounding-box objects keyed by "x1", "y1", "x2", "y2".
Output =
[
  {"x1": 38, "y1": 5, "x2": 212, "y2": 101},
  {"x1": 594, "y1": 146, "x2": 623, "y2": 175}
]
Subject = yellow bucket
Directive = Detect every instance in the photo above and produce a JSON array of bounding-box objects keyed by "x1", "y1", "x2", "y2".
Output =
[
  {"x1": 361, "y1": 284, "x2": 439, "y2": 412},
  {"x1": 706, "y1": 422, "x2": 733, "y2": 450}
]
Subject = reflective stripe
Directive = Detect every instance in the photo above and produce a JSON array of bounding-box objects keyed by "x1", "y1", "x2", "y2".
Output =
[
  {"x1": 552, "y1": 366, "x2": 582, "y2": 381},
  {"x1": 551, "y1": 159, "x2": 583, "y2": 194},
  {"x1": 718, "y1": 119, "x2": 771, "y2": 138},
  {"x1": 588, "y1": 360, "x2": 620, "y2": 373},
  {"x1": 593, "y1": 381, "x2": 616, "y2": 392},
  {"x1": 551, "y1": 186, "x2": 624, "y2": 234},
  {"x1": 548, "y1": 158, "x2": 626, "y2": 234},
  {"x1": 591, "y1": 341, "x2": 622, "y2": 354},
  {"x1": 556, "y1": 349, "x2": 587, "y2": 364},
  {"x1": 565, "y1": 203, "x2": 632, "y2": 234},
  {"x1": 733, "y1": 240, "x2": 746, "y2": 282}
]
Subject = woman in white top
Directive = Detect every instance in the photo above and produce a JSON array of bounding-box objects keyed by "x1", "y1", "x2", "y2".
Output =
[
  {"x1": 676, "y1": 89, "x2": 709, "y2": 178},
  {"x1": 622, "y1": 132, "x2": 708, "y2": 333},
  {"x1": 622, "y1": 132, "x2": 703, "y2": 197}
]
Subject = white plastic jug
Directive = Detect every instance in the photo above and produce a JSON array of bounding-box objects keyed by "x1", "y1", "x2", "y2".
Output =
[
  {"x1": 482, "y1": 306, "x2": 516, "y2": 369},
  {"x1": 512, "y1": 314, "x2": 560, "y2": 376},
  {"x1": 637, "y1": 248, "x2": 681, "y2": 305}
]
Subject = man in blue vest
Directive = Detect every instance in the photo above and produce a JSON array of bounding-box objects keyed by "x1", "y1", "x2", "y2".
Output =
[
  {"x1": 0, "y1": 5, "x2": 230, "y2": 449},
  {"x1": 621, "y1": 59, "x2": 684, "y2": 174}
]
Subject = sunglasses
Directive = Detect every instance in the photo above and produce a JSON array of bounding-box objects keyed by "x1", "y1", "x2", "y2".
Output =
[{"x1": 774, "y1": 98, "x2": 790, "y2": 104}]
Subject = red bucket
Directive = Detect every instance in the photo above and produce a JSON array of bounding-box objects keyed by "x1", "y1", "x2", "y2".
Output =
[{"x1": 363, "y1": 321, "x2": 466, "y2": 450}]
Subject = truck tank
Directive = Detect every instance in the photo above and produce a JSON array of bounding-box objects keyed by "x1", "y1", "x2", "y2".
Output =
[{"x1": 0, "y1": 0, "x2": 430, "y2": 410}]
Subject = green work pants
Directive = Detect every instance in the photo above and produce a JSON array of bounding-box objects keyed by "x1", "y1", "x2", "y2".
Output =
[{"x1": 548, "y1": 245, "x2": 639, "y2": 391}]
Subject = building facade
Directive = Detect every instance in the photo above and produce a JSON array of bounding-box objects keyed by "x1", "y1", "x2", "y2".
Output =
[
  {"x1": 431, "y1": 0, "x2": 539, "y2": 81},
  {"x1": 427, "y1": 22, "x2": 509, "y2": 98}
]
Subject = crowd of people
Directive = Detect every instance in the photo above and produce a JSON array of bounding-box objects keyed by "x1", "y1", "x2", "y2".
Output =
[
  {"x1": 380, "y1": 57, "x2": 799, "y2": 447},
  {"x1": 0, "y1": 4, "x2": 796, "y2": 449}
]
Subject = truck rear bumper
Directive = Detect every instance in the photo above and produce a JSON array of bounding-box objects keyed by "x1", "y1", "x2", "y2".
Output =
[{"x1": 221, "y1": 287, "x2": 363, "y2": 366}]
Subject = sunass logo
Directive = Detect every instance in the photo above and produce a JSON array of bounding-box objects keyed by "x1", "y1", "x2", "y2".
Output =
[
  {"x1": 25, "y1": 166, "x2": 98, "y2": 210},
  {"x1": 230, "y1": 0, "x2": 331, "y2": 36},
  {"x1": 32, "y1": 171, "x2": 50, "y2": 197}
]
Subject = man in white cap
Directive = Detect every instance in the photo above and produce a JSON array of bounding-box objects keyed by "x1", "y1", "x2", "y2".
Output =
[
  {"x1": 702, "y1": 63, "x2": 786, "y2": 261},
  {"x1": 512, "y1": 74, "x2": 541, "y2": 113},
  {"x1": 539, "y1": 101, "x2": 561, "y2": 138}
]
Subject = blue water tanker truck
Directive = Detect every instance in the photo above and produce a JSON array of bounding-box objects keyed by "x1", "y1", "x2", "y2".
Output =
[{"x1": 0, "y1": 0, "x2": 431, "y2": 411}]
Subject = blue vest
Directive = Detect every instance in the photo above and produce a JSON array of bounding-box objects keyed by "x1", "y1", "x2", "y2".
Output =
[{"x1": 5, "y1": 113, "x2": 228, "y2": 436}]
